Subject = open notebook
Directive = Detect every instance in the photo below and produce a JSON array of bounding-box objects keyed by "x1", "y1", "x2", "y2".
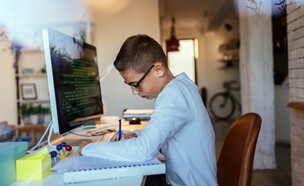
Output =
[{"x1": 52, "y1": 156, "x2": 165, "y2": 184}]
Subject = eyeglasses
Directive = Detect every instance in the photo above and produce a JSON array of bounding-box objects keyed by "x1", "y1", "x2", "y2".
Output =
[{"x1": 124, "y1": 65, "x2": 155, "y2": 90}]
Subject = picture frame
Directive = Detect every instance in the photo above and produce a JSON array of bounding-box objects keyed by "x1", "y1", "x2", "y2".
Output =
[{"x1": 21, "y1": 83, "x2": 37, "y2": 100}]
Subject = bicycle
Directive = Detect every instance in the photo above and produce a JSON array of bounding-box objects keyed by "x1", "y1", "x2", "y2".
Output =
[{"x1": 209, "y1": 80, "x2": 241, "y2": 120}]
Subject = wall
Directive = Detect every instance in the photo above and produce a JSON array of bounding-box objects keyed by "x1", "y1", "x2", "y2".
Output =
[
  {"x1": 286, "y1": 3, "x2": 304, "y2": 185},
  {"x1": 0, "y1": 45, "x2": 16, "y2": 124},
  {"x1": 275, "y1": 85, "x2": 290, "y2": 143},
  {"x1": 0, "y1": 0, "x2": 91, "y2": 124},
  {"x1": 238, "y1": 0, "x2": 276, "y2": 169},
  {"x1": 89, "y1": 0, "x2": 160, "y2": 117}
]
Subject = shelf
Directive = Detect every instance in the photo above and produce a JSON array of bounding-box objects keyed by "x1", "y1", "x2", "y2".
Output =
[
  {"x1": 16, "y1": 73, "x2": 47, "y2": 78},
  {"x1": 219, "y1": 58, "x2": 239, "y2": 63},
  {"x1": 15, "y1": 124, "x2": 48, "y2": 145},
  {"x1": 219, "y1": 48, "x2": 239, "y2": 64},
  {"x1": 17, "y1": 100, "x2": 50, "y2": 104},
  {"x1": 288, "y1": 102, "x2": 304, "y2": 112},
  {"x1": 16, "y1": 47, "x2": 50, "y2": 126},
  {"x1": 219, "y1": 48, "x2": 239, "y2": 55},
  {"x1": 20, "y1": 48, "x2": 43, "y2": 53}
]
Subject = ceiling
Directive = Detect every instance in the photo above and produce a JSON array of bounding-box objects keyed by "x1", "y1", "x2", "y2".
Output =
[
  {"x1": 87, "y1": 0, "x2": 238, "y2": 34},
  {"x1": 160, "y1": 0, "x2": 238, "y2": 33}
]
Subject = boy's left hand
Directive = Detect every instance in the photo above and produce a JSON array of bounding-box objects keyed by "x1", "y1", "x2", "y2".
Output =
[{"x1": 78, "y1": 141, "x2": 90, "y2": 156}]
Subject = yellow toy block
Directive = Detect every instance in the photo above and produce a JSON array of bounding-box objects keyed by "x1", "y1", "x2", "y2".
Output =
[{"x1": 16, "y1": 147, "x2": 51, "y2": 180}]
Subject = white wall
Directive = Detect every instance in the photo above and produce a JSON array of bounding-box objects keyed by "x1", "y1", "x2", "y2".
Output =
[
  {"x1": 0, "y1": 0, "x2": 91, "y2": 124},
  {"x1": 239, "y1": 0, "x2": 276, "y2": 169},
  {"x1": 91, "y1": 0, "x2": 160, "y2": 117},
  {"x1": 0, "y1": 46, "x2": 17, "y2": 124}
]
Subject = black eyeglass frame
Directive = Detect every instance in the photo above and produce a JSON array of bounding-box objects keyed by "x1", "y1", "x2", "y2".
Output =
[{"x1": 124, "y1": 65, "x2": 155, "y2": 90}]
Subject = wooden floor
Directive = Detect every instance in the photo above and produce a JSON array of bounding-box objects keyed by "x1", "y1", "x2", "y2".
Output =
[{"x1": 213, "y1": 119, "x2": 291, "y2": 186}]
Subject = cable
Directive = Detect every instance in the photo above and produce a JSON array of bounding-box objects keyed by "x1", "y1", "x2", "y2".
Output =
[
  {"x1": 29, "y1": 120, "x2": 53, "y2": 152},
  {"x1": 67, "y1": 131, "x2": 94, "y2": 137},
  {"x1": 99, "y1": 61, "x2": 114, "y2": 81},
  {"x1": 79, "y1": 2, "x2": 90, "y2": 23},
  {"x1": 47, "y1": 121, "x2": 56, "y2": 148},
  {"x1": 29, "y1": 118, "x2": 116, "y2": 152}
]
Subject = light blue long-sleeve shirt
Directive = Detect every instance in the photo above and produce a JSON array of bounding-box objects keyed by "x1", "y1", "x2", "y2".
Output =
[{"x1": 82, "y1": 73, "x2": 217, "y2": 186}]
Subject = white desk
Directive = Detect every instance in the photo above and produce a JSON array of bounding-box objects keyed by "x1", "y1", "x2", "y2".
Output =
[
  {"x1": 10, "y1": 120, "x2": 149, "y2": 186},
  {"x1": 50, "y1": 120, "x2": 147, "y2": 146},
  {"x1": 11, "y1": 173, "x2": 144, "y2": 186}
]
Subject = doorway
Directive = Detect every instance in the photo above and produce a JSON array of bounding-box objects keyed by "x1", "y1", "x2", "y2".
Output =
[{"x1": 167, "y1": 39, "x2": 198, "y2": 83}]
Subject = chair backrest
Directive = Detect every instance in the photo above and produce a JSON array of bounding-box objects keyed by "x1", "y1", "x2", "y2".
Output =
[{"x1": 217, "y1": 112, "x2": 262, "y2": 186}]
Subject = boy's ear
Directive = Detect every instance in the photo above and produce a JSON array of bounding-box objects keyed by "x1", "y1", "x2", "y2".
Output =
[{"x1": 153, "y1": 62, "x2": 165, "y2": 77}]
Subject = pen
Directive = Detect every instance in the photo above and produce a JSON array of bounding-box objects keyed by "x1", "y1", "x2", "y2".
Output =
[{"x1": 118, "y1": 119, "x2": 122, "y2": 141}]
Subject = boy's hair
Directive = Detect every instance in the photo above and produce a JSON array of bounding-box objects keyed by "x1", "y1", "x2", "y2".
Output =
[{"x1": 114, "y1": 34, "x2": 167, "y2": 73}]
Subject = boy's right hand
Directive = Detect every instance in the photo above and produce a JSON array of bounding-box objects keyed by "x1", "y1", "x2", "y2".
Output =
[{"x1": 110, "y1": 132, "x2": 137, "y2": 142}]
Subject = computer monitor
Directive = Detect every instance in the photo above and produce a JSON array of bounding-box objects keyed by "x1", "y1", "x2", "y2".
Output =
[{"x1": 42, "y1": 28, "x2": 103, "y2": 135}]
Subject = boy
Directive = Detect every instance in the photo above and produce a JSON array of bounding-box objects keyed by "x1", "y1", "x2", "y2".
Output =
[{"x1": 79, "y1": 34, "x2": 217, "y2": 185}]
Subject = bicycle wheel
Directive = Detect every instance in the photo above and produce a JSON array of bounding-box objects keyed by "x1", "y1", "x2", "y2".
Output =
[{"x1": 209, "y1": 92, "x2": 235, "y2": 120}]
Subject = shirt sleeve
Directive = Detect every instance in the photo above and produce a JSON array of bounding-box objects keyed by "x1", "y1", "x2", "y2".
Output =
[{"x1": 82, "y1": 84, "x2": 189, "y2": 162}]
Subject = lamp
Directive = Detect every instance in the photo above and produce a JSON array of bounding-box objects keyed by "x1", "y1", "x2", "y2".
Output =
[{"x1": 166, "y1": 17, "x2": 179, "y2": 52}]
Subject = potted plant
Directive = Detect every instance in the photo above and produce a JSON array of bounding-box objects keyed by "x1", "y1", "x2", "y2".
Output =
[
  {"x1": 29, "y1": 104, "x2": 39, "y2": 124},
  {"x1": 19, "y1": 104, "x2": 50, "y2": 124},
  {"x1": 36, "y1": 105, "x2": 50, "y2": 124},
  {"x1": 19, "y1": 104, "x2": 32, "y2": 124},
  {"x1": 30, "y1": 104, "x2": 50, "y2": 124}
]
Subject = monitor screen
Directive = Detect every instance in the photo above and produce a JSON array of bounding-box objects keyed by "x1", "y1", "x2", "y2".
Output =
[{"x1": 42, "y1": 28, "x2": 103, "y2": 134}]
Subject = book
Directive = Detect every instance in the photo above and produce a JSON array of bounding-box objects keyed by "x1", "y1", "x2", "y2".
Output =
[
  {"x1": 52, "y1": 156, "x2": 165, "y2": 184},
  {"x1": 123, "y1": 109, "x2": 154, "y2": 121}
]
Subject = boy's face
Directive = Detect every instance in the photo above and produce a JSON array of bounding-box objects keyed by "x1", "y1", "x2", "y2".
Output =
[{"x1": 120, "y1": 65, "x2": 161, "y2": 100}]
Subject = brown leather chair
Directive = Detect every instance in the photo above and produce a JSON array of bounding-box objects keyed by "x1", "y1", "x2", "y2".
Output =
[{"x1": 217, "y1": 112, "x2": 262, "y2": 186}]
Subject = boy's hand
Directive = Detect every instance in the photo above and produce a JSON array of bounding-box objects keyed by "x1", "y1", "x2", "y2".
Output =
[
  {"x1": 78, "y1": 141, "x2": 90, "y2": 156},
  {"x1": 110, "y1": 132, "x2": 137, "y2": 142},
  {"x1": 78, "y1": 132, "x2": 138, "y2": 155}
]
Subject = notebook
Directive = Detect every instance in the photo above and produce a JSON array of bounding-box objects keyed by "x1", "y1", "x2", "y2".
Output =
[{"x1": 52, "y1": 156, "x2": 166, "y2": 184}]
